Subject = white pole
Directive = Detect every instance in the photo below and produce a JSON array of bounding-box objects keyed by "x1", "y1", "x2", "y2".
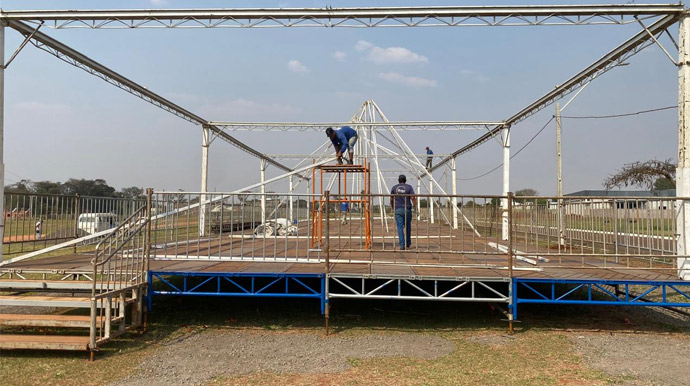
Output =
[
  {"x1": 199, "y1": 125, "x2": 210, "y2": 237},
  {"x1": 556, "y1": 103, "x2": 566, "y2": 246},
  {"x1": 0, "y1": 24, "x2": 5, "y2": 263},
  {"x1": 260, "y1": 159, "x2": 267, "y2": 225},
  {"x1": 677, "y1": 12, "x2": 690, "y2": 280},
  {"x1": 429, "y1": 178, "x2": 434, "y2": 224},
  {"x1": 502, "y1": 125, "x2": 511, "y2": 241},
  {"x1": 417, "y1": 179, "x2": 421, "y2": 220},
  {"x1": 451, "y1": 157, "x2": 458, "y2": 229},
  {"x1": 289, "y1": 175, "x2": 294, "y2": 223}
]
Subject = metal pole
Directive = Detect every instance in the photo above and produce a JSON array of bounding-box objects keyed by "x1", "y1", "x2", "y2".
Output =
[
  {"x1": 324, "y1": 190, "x2": 330, "y2": 335},
  {"x1": 429, "y1": 179, "x2": 434, "y2": 224},
  {"x1": 451, "y1": 157, "x2": 458, "y2": 229},
  {"x1": 507, "y1": 191, "x2": 514, "y2": 332},
  {"x1": 556, "y1": 103, "x2": 566, "y2": 246},
  {"x1": 502, "y1": 125, "x2": 511, "y2": 241},
  {"x1": 678, "y1": 12, "x2": 690, "y2": 281},
  {"x1": 416, "y1": 179, "x2": 421, "y2": 220},
  {"x1": 260, "y1": 159, "x2": 267, "y2": 225},
  {"x1": 289, "y1": 175, "x2": 294, "y2": 223},
  {"x1": 0, "y1": 23, "x2": 5, "y2": 263},
  {"x1": 199, "y1": 125, "x2": 210, "y2": 237}
]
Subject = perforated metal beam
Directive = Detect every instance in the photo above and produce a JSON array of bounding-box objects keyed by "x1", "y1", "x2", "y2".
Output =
[
  {"x1": 7, "y1": 20, "x2": 295, "y2": 174},
  {"x1": 0, "y1": 4, "x2": 683, "y2": 29},
  {"x1": 431, "y1": 13, "x2": 680, "y2": 171}
]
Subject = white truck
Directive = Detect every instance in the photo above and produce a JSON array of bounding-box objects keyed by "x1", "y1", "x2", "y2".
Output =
[{"x1": 77, "y1": 213, "x2": 119, "y2": 235}]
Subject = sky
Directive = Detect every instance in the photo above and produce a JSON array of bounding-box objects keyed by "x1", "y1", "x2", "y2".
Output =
[{"x1": 0, "y1": 0, "x2": 681, "y2": 197}]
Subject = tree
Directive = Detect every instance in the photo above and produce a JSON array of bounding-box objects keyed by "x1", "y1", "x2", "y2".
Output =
[
  {"x1": 515, "y1": 188, "x2": 538, "y2": 196},
  {"x1": 61, "y1": 178, "x2": 117, "y2": 197},
  {"x1": 118, "y1": 186, "x2": 144, "y2": 199},
  {"x1": 604, "y1": 159, "x2": 676, "y2": 191}
]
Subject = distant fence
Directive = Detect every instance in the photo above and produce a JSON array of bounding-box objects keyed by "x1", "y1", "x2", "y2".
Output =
[{"x1": 2, "y1": 192, "x2": 145, "y2": 256}]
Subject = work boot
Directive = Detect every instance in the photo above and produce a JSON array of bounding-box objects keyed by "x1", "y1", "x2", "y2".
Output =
[{"x1": 347, "y1": 158, "x2": 354, "y2": 165}]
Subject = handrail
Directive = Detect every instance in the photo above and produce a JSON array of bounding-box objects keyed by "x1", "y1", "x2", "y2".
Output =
[{"x1": 91, "y1": 206, "x2": 147, "y2": 266}]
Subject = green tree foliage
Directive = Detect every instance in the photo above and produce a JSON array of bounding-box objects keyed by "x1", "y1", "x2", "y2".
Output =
[{"x1": 118, "y1": 186, "x2": 144, "y2": 199}]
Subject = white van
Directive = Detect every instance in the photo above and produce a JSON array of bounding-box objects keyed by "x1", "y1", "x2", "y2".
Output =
[{"x1": 77, "y1": 213, "x2": 119, "y2": 235}]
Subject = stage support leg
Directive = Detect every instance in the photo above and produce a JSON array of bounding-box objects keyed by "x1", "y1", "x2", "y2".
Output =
[{"x1": 678, "y1": 12, "x2": 690, "y2": 280}]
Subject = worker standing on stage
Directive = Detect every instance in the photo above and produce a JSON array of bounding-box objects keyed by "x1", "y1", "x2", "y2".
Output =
[
  {"x1": 425, "y1": 146, "x2": 434, "y2": 171},
  {"x1": 390, "y1": 174, "x2": 416, "y2": 250},
  {"x1": 326, "y1": 126, "x2": 358, "y2": 165}
]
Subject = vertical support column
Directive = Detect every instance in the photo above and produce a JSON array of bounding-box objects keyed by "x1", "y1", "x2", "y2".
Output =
[
  {"x1": 502, "y1": 125, "x2": 511, "y2": 241},
  {"x1": 0, "y1": 23, "x2": 5, "y2": 263},
  {"x1": 677, "y1": 12, "x2": 690, "y2": 280},
  {"x1": 429, "y1": 179, "x2": 434, "y2": 224},
  {"x1": 416, "y1": 179, "x2": 421, "y2": 221},
  {"x1": 289, "y1": 175, "x2": 294, "y2": 223},
  {"x1": 451, "y1": 157, "x2": 458, "y2": 229},
  {"x1": 556, "y1": 103, "x2": 566, "y2": 246},
  {"x1": 199, "y1": 125, "x2": 210, "y2": 237},
  {"x1": 260, "y1": 159, "x2": 267, "y2": 225}
]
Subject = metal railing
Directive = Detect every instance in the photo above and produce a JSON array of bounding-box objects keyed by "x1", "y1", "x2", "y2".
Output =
[
  {"x1": 149, "y1": 191, "x2": 322, "y2": 262},
  {"x1": 89, "y1": 204, "x2": 149, "y2": 351},
  {"x1": 146, "y1": 191, "x2": 687, "y2": 278},
  {"x1": 2, "y1": 192, "x2": 145, "y2": 257}
]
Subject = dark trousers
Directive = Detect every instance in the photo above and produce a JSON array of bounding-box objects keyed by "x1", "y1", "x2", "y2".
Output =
[
  {"x1": 426, "y1": 158, "x2": 432, "y2": 170},
  {"x1": 395, "y1": 208, "x2": 412, "y2": 249}
]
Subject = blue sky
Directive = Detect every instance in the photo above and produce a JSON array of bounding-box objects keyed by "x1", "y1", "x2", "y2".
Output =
[{"x1": 0, "y1": 0, "x2": 680, "y2": 196}]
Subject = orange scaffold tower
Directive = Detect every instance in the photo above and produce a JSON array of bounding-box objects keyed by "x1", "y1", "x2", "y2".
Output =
[{"x1": 311, "y1": 160, "x2": 372, "y2": 250}]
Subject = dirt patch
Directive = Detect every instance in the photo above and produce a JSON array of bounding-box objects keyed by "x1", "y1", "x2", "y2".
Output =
[
  {"x1": 112, "y1": 330, "x2": 453, "y2": 386},
  {"x1": 572, "y1": 333, "x2": 690, "y2": 385}
]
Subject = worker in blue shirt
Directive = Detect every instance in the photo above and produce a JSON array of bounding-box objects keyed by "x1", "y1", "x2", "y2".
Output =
[
  {"x1": 326, "y1": 126, "x2": 358, "y2": 165},
  {"x1": 390, "y1": 174, "x2": 417, "y2": 250},
  {"x1": 425, "y1": 147, "x2": 434, "y2": 171}
]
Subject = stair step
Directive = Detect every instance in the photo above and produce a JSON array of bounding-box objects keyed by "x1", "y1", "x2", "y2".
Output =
[
  {"x1": 0, "y1": 295, "x2": 126, "y2": 308},
  {"x1": 0, "y1": 313, "x2": 93, "y2": 328},
  {"x1": 0, "y1": 334, "x2": 90, "y2": 351},
  {"x1": 0, "y1": 279, "x2": 128, "y2": 291}
]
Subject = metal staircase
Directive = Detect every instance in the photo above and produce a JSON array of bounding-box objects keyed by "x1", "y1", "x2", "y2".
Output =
[{"x1": 0, "y1": 206, "x2": 150, "y2": 359}]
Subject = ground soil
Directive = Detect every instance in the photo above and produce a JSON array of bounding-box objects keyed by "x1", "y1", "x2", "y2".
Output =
[
  {"x1": 572, "y1": 332, "x2": 690, "y2": 386},
  {"x1": 112, "y1": 330, "x2": 454, "y2": 386}
]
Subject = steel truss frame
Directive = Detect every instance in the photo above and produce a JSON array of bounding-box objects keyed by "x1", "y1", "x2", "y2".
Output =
[
  {"x1": 328, "y1": 274, "x2": 510, "y2": 303},
  {"x1": 207, "y1": 121, "x2": 504, "y2": 131},
  {"x1": 147, "y1": 271, "x2": 327, "y2": 313},
  {"x1": 512, "y1": 278, "x2": 690, "y2": 319},
  {"x1": 0, "y1": 5, "x2": 682, "y2": 29},
  {"x1": 431, "y1": 13, "x2": 680, "y2": 171},
  {"x1": 6, "y1": 20, "x2": 297, "y2": 174}
]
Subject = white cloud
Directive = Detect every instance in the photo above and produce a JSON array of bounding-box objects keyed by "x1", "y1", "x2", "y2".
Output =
[
  {"x1": 355, "y1": 40, "x2": 373, "y2": 52},
  {"x1": 367, "y1": 46, "x2": 428, "y2": 65},
  {"x1": 354, "y1": 40, "x2": 428, "y2": 65},
  {"x1": 332, "y1": 51, "x2": 347, "y2": 62},
  {"x1": 150, "y1": 0, "x2": 167, "y2": 5},
  {"x1": 378, "y1": 72, "x2": 437, "y2": 88},
  {"x1": 460, "y1": 69, "x2": 490, "y2": 83},
  {"x1": 287, "y1": 59, "x2": 308, "y2": 73},
  {"x1": 197, "y1": 98, "x2": 301, "y2": 121}
]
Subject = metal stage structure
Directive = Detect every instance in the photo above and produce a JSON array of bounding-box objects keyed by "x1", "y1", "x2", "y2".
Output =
[{"x1": 1, "y1": 3, "x2": 690, "y2": 355}]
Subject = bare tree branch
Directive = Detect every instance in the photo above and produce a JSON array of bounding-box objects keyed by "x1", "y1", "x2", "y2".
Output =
[{"x1": 603, "y1": 159, "x2": 676, "y2": 190}]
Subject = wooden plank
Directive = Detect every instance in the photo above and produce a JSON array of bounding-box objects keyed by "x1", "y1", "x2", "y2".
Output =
[
  {"x1": 0, "y1": 334, "x2": 89, "y2": 351},
  {"x1": 0, "y1": 314, "x2": 92, "y2": 328}
]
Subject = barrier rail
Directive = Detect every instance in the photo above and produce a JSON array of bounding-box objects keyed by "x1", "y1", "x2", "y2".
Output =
[
  {"x1": 146, "y1": 191, "x2": 687, "y2": 278},
  {"x1": 2, "y1": 192, "x2": 145, "y2": 257},
  {"x1": 89, "y1": 204, "x2": 149, "y2": 352}
]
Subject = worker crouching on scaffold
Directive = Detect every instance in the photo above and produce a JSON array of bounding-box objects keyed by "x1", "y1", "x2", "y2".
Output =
[{"x1": 326, "y1": 126, "x2": 358, "y2": 165}]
